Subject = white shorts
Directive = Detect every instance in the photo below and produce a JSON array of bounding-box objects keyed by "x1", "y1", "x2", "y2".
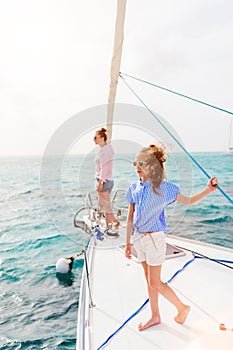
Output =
[{"x1": 133, "y1": 231, "x2": 166, "y2": 266}]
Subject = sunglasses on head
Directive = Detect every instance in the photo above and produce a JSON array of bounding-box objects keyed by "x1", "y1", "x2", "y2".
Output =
[{"x1": 132, "y1": 160, "x2": 146, "y2": 167}]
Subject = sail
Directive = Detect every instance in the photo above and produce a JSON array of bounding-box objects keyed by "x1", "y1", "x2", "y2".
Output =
[{"x1": 107, "y1": 0, "x2": 127, "y2": 141}]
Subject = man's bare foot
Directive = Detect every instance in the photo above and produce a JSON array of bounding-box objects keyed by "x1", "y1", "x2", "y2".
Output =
[
  {"x1": 114, "y1": 219, "x2": 120, "y2": 228},
  {"x1": 174, "y1": 305, "x2": 190, "y2": 324},
  {"x1": 138, "y1": 316, "x2": 161, "y2": 331}
]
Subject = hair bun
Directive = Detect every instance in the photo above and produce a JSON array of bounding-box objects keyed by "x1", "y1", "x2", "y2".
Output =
[
  {"x1": 100, "y1": 127, "x2": 107, "y2": 133},
  {"x1": 149, "y1": 144, "x2": 167, "y2": 163}
]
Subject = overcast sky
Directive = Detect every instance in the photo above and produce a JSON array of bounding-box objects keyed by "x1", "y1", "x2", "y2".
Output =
[{"x1": 0, "y1": 0, "x2": 233, "y2": 156}]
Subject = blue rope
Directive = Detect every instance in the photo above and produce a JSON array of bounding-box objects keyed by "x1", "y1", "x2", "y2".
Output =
[
  {"x1": 119, "y1": 74, "x2": 233, "y2": 205},
  {"x1": 194, "y1": 255, "x2": 233, "y2": 265},
  {"x1": 97, "y1": 298, "x2": 149, "y2": 350},
  {"x1": 83, "y1": 233, "x2": 93, "y2": 251},
  {"x1": 96, "y1": 254, "x2": 233, "y2": 349},
  {"x1": 165, "y1": 255, "x2": 196, "y2": 284},
  {"x1": 120, "y1": 72, "x2": 233, "y2": 116}
]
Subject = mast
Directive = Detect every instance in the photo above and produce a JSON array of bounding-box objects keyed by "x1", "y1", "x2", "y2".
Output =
[{"x1": 107, "y1": 0, "x2": 127, "y2": 141}]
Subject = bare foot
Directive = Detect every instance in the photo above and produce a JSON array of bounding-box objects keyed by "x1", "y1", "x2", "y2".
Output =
[
  {"x1": 113, "y1": 219, "x2": 120, "y2": 228},
  {"x1": 138, "y1": 316, "x2": 161, "y2": 331},
  {"x1": 174, "y1": 305, "x2": 190, "y2": 324}
]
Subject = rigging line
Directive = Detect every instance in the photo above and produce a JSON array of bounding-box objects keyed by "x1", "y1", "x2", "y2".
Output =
[
  {"x1": 194, "y1": 256, "x2": 233, "y2": 264},
  {"x1": 173, "y1": 244, "x2": 233, "y2": 270},
  {"x1": 83, "y1": 248, "x2": 94, "y2": 307},
  {"x1": 119, "y1": 74, "x2": 233, "y2": 205},
  {"x1": 120, "y1": 72, "x2": 233, "y2": 116},
  {"x1": 83, "y1": 233, "x2": 95, "y2": 307}
]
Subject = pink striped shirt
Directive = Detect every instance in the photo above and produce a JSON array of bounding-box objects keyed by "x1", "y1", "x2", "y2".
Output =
[{"x1": 95, "y1": 143, "x2": 114, "y2": 182}]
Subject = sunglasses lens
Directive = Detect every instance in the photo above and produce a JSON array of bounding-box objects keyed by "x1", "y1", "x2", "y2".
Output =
[{"x1": 132, "y1": 161, "x2": 145, "y2": 166}]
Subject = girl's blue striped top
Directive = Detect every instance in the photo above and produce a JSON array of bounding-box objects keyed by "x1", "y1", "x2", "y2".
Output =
[{"x1": 126, "y1": 180, "x2": 180, "y2": 233}]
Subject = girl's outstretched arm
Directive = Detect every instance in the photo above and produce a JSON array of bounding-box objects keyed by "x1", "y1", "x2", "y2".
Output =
[{"x1": 176, "y1": 177, "x2": 218, "y2": 206}]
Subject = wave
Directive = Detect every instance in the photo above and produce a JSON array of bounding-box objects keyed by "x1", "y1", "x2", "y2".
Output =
[
  {"x1": 19, "y1": 188, "x2": 40, "y2": 196},
  {"x1": 201, "y1": 215, "x2": 232, "y2": 224},
  {"x1": 0, "y1": 233, "x2": 78, "y2": 254},
  {"x1": 0, "y1": 335, "x2": 76, "y2": 350}
]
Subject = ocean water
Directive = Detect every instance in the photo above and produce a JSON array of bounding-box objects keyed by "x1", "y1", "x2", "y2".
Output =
[{"x1": 0, "y1": 152, "x2": 232, "y2": 349}]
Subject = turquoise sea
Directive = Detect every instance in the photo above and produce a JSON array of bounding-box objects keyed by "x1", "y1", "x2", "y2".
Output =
[{"x1": 0, "y1": 152, "x2": 232, "y2": 349}]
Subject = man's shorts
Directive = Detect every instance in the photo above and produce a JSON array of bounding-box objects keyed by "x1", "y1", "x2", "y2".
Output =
[
  {"x1": 97, "y1": 179, "x2": 114, "y2": 193},
  {"x1": 133, "y1": 231, "x2": 166, "y2": 266}
]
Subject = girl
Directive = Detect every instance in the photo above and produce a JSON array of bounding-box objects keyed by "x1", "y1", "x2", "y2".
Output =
[
  {"x1": 125, "y1": 144, "x2": 218, "y2": 331},
  {"x1": 94, "y1": 127, "x2": 120, "y2": 229}
]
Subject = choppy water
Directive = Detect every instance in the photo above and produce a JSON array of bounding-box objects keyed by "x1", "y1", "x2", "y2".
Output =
[{"x1": 0, "y1": 152, "x2": 232, "y2": 349}]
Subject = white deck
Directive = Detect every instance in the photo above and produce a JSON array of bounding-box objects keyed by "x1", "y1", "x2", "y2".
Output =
[{"x1": 77, "y1": 230, "x2": 233, "y2": 349}]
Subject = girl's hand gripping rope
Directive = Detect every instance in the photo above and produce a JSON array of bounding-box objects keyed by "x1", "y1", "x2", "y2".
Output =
[{"x1": 207, "y1": 176, "x2": 219, "y2": 192}]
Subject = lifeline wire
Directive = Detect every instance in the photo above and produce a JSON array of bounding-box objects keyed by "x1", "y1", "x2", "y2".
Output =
[
  {"x1": 120, "y1": 72, "x2": 233, "y2": 116},
  {"x1": 119, "y1": 73, "x2": 233, "y2": 205},
  {"x1": 83, "y1": 233, "x2": 95, "y2": 307},
  {"x1": 174, "y1": 244, "x2": 233, "y2": 270}
]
